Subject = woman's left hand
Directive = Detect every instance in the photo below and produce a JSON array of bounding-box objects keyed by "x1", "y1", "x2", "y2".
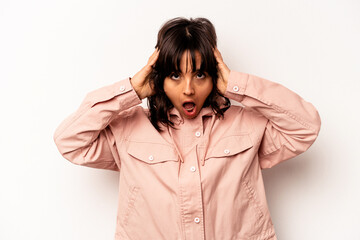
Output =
[{"x1": 213, "y1": 47, "x2": 230, "y2": 95}]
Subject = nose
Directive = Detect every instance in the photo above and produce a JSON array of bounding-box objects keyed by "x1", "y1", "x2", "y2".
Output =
[{"x1": 183, "y1": 78, "x2": 195, "y2": 95}]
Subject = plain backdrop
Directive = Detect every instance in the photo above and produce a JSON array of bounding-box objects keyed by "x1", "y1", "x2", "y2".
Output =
[{"x1": 1, "y1": 0, "x2": 359, "y2": 239}]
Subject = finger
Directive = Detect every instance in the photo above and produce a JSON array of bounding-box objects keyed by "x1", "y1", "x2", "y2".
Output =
[
  {"x1": 216, "y1": 47, "x2": 223, "y2": 60},
  {"x1": 213, "y1": 47, "x2": 223, "y2": 63},
  {"x1": 213, "y1": 48, "x2": 229, "y2": 73},
  {"x1": 148, "y1": 49, "x2": 160, "y2": 66},
  {"x1": 149, "y1": 51, "x2": 157, "y2": 62},
  {"x1": 153, "y1": 47, "x2": 160, "y2": 56}
]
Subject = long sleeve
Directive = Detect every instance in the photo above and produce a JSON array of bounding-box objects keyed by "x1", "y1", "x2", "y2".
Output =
[
  {"x1": 53, "y1": 77, "x2": 142, "y2": 171},
  {"x1": 224, "y1": 70, "x2": 321, "y2": 169}
]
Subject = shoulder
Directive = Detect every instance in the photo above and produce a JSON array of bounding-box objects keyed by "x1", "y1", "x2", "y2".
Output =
[
  {"x1": 109, "y1": 105, "x2": 154, "y2": 138},
  {"x1": 220, "y1": 104, "x2": 267, "y2": 132},
  {"x1": 117, "y1": 105, "x2": 149, "y2": 119},
  {"x1": 109, "y1": 106, "x2": 150, "y2": 129},
  {"x1": 225, "y1": 104, "x2": 265, "y2": 120}
]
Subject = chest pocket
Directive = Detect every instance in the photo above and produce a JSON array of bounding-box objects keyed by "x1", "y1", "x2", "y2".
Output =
[
  {"x1": 126, "y1": 141, "x2": 179, "y2": 164},
  {"x1": 205, "y1": 134, "x2": 253, "y2": 160}
]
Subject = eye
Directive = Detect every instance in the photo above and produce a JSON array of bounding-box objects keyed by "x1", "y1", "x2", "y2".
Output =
[
  {"x1": 196, "y1": 72, "x2": 206, "y2": 79},
  {"x1": 170, "y1": 73, "x2": 180, "y2": 80}
]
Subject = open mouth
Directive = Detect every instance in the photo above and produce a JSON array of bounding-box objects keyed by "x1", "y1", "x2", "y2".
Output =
[
  {"x1": 183, "y1": 102, "x2": 195, "y2": 111},
  {"x1": 182, "y1": 101, "x2": 197, "y2": 117}
]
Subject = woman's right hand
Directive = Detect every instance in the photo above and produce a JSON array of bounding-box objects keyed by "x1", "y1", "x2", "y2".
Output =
[{"x1": 131, "y1": 48, "x2": 159, "y2": 99}]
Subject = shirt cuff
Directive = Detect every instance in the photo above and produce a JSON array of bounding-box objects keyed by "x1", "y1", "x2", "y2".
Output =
[
  {"x1": 224, "y1": 70, "x2": 249, "y2": 102},
  {"x1": 115, "y1": 77, "x2": 143, "y2": 109},
  {"x1": 87, "y1": 77, "x2": 142, "y2": 110}
]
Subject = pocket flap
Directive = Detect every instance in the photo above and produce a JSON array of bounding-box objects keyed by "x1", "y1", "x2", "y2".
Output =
[
  {"x1": 205, "y1": 134, "x2": 253, "y2": 159},
  {"x1": 127, "y1": 141, "x2": 178, "y2": 164}
]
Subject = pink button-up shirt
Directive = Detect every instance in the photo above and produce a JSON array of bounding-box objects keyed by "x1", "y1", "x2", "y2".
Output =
[{"x1": 53, "y1": 70, "x2": 321, "y2": 240}]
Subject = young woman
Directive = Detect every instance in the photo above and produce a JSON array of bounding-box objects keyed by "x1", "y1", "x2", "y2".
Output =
[{"x1": 54, "y1": 17, "x2": 321, "y2": 240}]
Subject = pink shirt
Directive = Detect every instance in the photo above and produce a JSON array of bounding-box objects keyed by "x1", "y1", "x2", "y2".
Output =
[{"x1": 53, "y1": 70, "x2": 321, "y2": 240}]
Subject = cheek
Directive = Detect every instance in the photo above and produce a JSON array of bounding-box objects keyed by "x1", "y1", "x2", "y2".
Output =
[
  {"x1": 163, "y1": 79, "x2": 171, "y2": 95},
  {"x1": 163, "y1": 80, "x2": 177, "y2": 101},
  {"x1": 202, "y1": 80, "x2": 214, "y2": 97},
  {"x1": 197, "y1": 83, "x2": 213, "y2": 104}
]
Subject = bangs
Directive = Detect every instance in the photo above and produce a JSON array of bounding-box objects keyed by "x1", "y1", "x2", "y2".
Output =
[
  {"x1": 156, "y1": 30, "x2": 217, "y2": 77},
  {"x1": 171, "y1": 47, "x2": 205, "y2": 74}
]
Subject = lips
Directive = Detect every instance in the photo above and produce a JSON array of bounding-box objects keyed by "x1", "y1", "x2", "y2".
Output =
[{"x1": 182, "y1": 101, "x2": 197, "y2": 118}]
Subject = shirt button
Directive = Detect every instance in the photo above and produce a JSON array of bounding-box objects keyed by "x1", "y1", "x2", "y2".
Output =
[
  {"x1": 148, "y1": 155, "x2": 154, "y2": 161},
  {"x1": 194, "y1": 217, "x2": 200, "y2": 223},
  {"x1": 195, "y1": 131, "x2": 201, "y2": 137},
  {"x1": 224, "y1": 149, "x2": 230, "y2": 154},
  {"x1": 120, "y1": 86, "x2": 126, "y2": 92},
  {"x1": 190, "y1": 166, "x2": 196, "y2": 172},
  {"x1": 233, "y1": 86, "x2": 239, "y2": 92}
]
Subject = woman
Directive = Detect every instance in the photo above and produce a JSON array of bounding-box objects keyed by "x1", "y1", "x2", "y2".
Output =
[{"x1": 53, "y1": 17, "x2": 321, "y2": 240}]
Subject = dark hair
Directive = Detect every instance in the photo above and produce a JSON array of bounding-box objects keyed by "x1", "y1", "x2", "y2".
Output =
[{"x1": 147, "y1": 17, "x2": 231, "y2": 131}]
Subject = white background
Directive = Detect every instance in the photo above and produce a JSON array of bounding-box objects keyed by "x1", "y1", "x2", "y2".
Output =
[{"x1": 1, "y1": 0, "x2": 359, "y2": 239}]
